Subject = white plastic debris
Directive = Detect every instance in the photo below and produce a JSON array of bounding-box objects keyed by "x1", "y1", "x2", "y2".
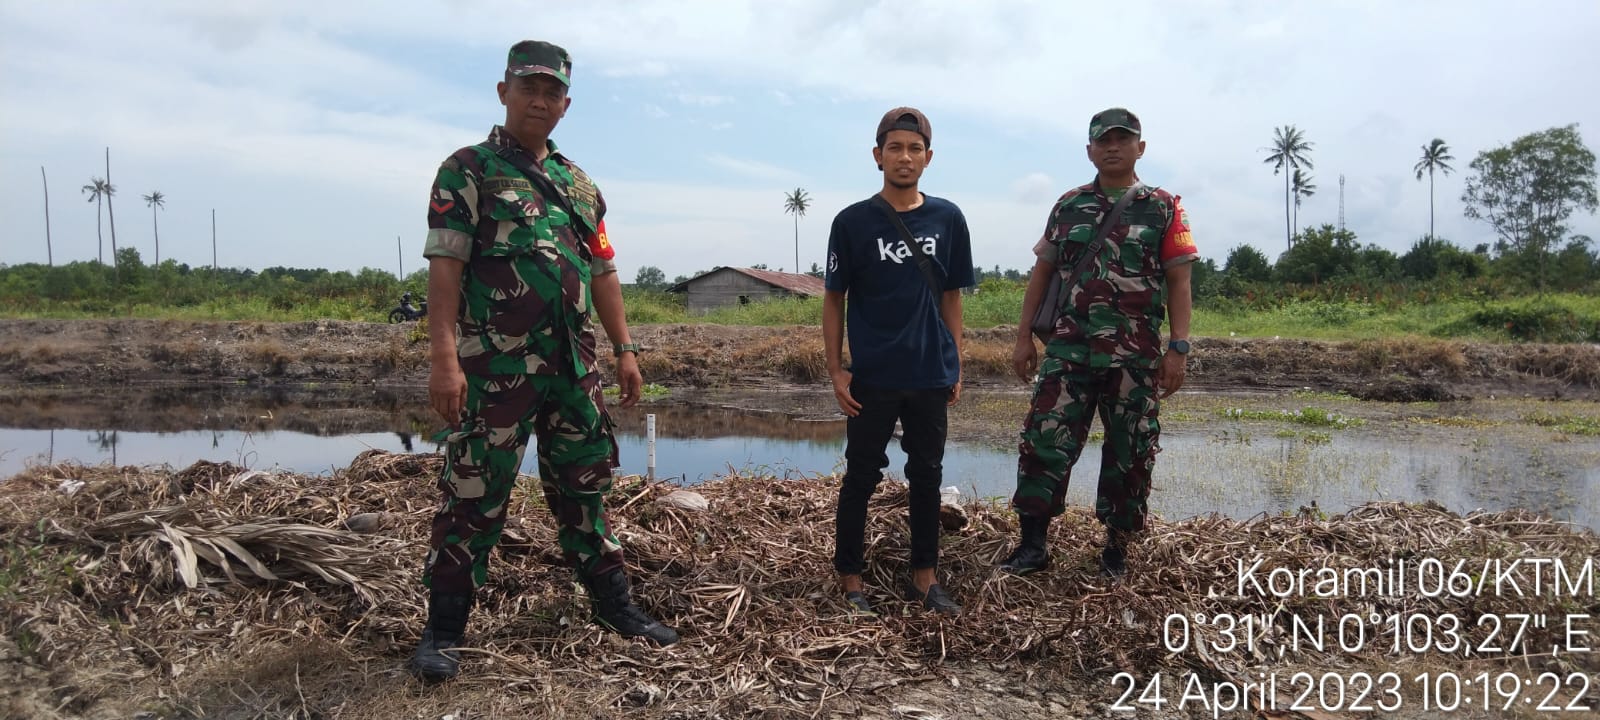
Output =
[{"x1": 658, "y1": 490, "x2": 710, "y2": 512}]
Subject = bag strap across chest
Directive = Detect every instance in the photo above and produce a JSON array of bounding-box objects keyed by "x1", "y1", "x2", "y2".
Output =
[
  {"x1": 475, "y1": 142, "x2": 597, "y2": 237},
  {"x1": 1060, "y1": 184, "x2": 1142, "y2": 277},
  {"x1": 868, "y1": 194, "x2": 944, "y2": 297}
]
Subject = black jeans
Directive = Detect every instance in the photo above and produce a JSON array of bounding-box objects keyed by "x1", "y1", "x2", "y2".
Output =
[{"x1": 833, "y1": 382, "x2": 949, "y2": 575}]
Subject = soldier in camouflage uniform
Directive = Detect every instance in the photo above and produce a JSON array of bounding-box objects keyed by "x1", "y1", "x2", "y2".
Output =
[
  {"x1": 999, "y1": 108, "x2": 1199, "y2": 578},
  {"x1": 409, "y1": 40, "x2": 677, "y2": 683}
]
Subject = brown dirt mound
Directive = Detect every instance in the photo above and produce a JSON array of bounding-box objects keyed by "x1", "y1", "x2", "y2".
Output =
[
  {"x1": 4, "y1": 320, "x2": 1599, "y2": 401},
  {"x1": 2, "y1": 453, "x2": 1595, "y2": 718}
]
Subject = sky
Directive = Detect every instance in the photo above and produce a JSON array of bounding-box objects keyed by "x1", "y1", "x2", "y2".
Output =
[{"x1": 2, "y1": 1, "x2": 1598, "y2": 282}]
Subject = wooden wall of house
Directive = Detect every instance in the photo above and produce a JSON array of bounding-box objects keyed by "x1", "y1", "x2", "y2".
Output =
[{"x1": 682, "y1": 270, "x2": 792, "y2": 313}]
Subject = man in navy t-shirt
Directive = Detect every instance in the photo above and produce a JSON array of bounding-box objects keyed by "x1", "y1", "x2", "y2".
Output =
[{"x1": 822, "y1": 106, "x2": 976, "y2": 616}]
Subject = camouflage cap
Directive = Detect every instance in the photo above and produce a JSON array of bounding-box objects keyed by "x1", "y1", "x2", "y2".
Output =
[
  {"x1": 876, "y1": 107, "x2": 932, "y2": 147},
  {"x1": 507, "y1": 40, "x2": 572, "y2": 86},
  {"x1": 1089, "y1": 107, "x2": 1141, "y2": 141}
]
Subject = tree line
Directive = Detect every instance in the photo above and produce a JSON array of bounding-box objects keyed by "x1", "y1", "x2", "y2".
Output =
[
  {"x1": 0, "y1": 247, "x2": 419, "y2": 319},
  {"x1": 9, "y1": 123, "x2": 1594, "y2": 315},
  {"x1": 1260, "y1": 123, "x2": 1596, "y2": 288},
  {"x1": 638, "y1": 122, "x2": 1595, "y2": 295}
]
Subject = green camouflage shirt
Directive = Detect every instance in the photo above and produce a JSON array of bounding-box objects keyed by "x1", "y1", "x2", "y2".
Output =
[
  {"x1": 1032, "y1": 180, "x2": 1198, "y2": 369},
  {"x1": 424, "y1": 126, "x2": 618, "y2": 377}
]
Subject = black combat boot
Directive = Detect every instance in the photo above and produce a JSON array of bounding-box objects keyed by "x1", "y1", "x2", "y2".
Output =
[
  {"x1": 583, "y1": 569, "x2": 680, "y2": 646},
  {"x1": 1100, "y1": 527, "x2": 1130, "y2": 578},
  {"x1": 998, "y1": 514, "x2": 1052, "y2": 575},
  {"x1": 408, "y1": 592, "x2": 473, "y2": 682},
  {"x1": 905, "y1": 581, "x2": 963, "y2": 616}
]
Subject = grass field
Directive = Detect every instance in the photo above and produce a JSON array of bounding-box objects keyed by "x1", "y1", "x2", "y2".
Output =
[
  {"x1": 4, "y1": 282, "x2": 1598, "y2": 343},
  {"x1": 617, "y1": 287, "x2": 1600, "y2": 343}
]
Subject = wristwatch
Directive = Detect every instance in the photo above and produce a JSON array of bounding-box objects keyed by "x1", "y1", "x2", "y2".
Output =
[
  {"x1": 1167, "y1": 339, "x2": 1191, "y2": 355},
  {"x1": 613, "y1": 342, "x2": 640, "y2": 358}
]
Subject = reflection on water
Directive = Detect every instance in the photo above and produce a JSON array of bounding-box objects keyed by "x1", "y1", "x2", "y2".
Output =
[
  {"x1": 2, "y1": 399, "x2": 1597, "y2": 531},
  {"x1": 1158, "y1": 433, "x2": 1600, "y2": 531},
  {"x1": 0, "y1": 423, "x2": 996, "y2": 489}
]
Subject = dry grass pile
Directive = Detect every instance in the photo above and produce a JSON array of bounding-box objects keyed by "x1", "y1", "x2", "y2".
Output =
[
  {"x1": 1346, "y1": 337, "x2": 1471, "y2": 378},
  {"x1": 1496, "y1": 343, "x2": 1600, "y2": 387},
  {"x1": 2, "y1": 452, "x2": 1597, "y2": 718},
  {"x1": 619, "y1": 325, "x2": 784, "y2": 387},
  {"x1": 729, "y1": 335, "x2": 828, "y2": 384}
]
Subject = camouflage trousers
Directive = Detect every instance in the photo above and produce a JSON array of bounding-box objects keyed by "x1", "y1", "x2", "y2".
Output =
[
  {"x1": 423, "y1": 371, "x2": 623, "y2": 595},
  {"x1": 1012, "y1": 348, "x2": 1161, "y2": 533}
]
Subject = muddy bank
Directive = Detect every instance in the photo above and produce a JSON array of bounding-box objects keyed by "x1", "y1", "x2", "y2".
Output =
[
  {"x1": 0, "y1": 383, "x2": 430, "y2": 437},
  {"x1": 3, "y1": 319, "x2": 1598, "y2": 400}
]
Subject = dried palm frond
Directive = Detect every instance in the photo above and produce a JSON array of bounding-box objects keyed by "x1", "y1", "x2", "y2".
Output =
[{"x1": 2, "y1": 452, "x2": 1595, "y2": 719}]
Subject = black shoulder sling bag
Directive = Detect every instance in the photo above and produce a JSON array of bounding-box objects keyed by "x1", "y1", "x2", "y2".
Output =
[{"x1": 1030, "y1": 185, "x2": 1139, "y2": 341}]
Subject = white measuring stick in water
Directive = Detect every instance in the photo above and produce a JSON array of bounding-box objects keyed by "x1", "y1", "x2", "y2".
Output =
[{"x1": 646, "y1": 413, "x2": 657, "y2": 481}]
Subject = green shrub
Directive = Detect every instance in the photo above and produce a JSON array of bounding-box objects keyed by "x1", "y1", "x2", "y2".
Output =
[
  {"x1": 1524, "y1": 412, "x2": 1600, "y2": 436},
  {"x1": 1462, "y1": 302, "x2": 1597, "y2": 342},
  {"x1": 1219, "y1": 406, "x2": 1364, "y2": 429}
]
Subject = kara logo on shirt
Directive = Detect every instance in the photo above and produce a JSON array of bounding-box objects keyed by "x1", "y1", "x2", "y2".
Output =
[{"x1": 876, "y1": 234, "x2": 938, "y2": 264}]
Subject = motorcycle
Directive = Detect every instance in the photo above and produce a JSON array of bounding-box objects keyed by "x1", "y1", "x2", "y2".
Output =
[{"x1": 388, "y1": 298, "x2": 428, "y2": 323}]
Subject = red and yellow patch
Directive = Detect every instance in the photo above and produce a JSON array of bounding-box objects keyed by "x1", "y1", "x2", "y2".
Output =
[
  {"x1": 1160, "y1": 197, "x2": 1199, "y2": 261},
  {"x1": 587, "y1": 219, "x2": 615, "y2": 260}
]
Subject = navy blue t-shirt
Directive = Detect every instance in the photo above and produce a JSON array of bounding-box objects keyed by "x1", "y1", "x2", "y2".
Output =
[{"x1": 824, "y1": 194, "x2": 976, "y2": 390}]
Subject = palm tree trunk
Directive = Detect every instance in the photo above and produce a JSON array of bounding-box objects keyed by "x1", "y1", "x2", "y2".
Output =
[
  {"x1": 41, "y1": 167, "x2": 52, "y2": 267},
  {"x1": 792, "y1": 214, "x2": 799, "y2": 275},
  {"x1": 1427, "y1": 167, "x2": 1436, "y2": 240},
  {"x1": 1284, "y1": 170, "x2": 1293, "y2": 249},
  {"x1": 152, "y1": 207, "x2": 160, "y2": 265},
  {"x1": 96, "y1": 197, "x2": 104, "y2": 265}
]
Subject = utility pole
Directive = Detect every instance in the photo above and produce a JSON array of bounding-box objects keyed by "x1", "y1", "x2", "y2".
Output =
[
  {"x1": 105, "y1": 148, "x2": 118, "y2": 280},
  {"x1": 211, "y1": 209, "x2": 218, "y2": 271},
  {"x1": 41, "y1": 167, "x2": 52, "y2": 266}
]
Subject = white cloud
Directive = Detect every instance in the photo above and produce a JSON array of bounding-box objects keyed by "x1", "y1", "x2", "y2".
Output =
[
  {"x1": 1009, "y1": 172, "x2": 1056, "y2": 205},
  {"x1": 1240, "y1": 19, "x2": 1287, "y2": 40},
  {"x1": 2, "y1": 0, "x2": 1597, "y2": 277},
  {"x1": 705, "y1": 154, "x2": 802, "y2": 184},
  {"x1": 601, "y1": 60, "x2": 671, "y2": 78},
  {"x1": 676, "y1": 93, "x2": 734, "y2": 107},
  {"x1": 603, "y1": 179, "x2": 850, "y2": 277}
]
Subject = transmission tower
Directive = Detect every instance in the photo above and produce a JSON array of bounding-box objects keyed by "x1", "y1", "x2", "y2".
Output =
[{"x1": 1338, "y1": 174, "x2": 1346, "y2": 232}]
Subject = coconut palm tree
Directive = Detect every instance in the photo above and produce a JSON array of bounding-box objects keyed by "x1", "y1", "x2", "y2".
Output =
[
  {"x1": 81, "y1": 177, "x2": 112, "y2": 264},
  {"x1": 1262, "y1": 125, "x2": 1315, "y2": 250},
  {"x1": 1413, "y1": 138, "x2": 1455, "y2": 240},
  {"x1": 783, "y1": 187, "x2": 811, "y2": 274},
  {"x1": 143, "y1": 191, "x2": 166, "y2": 264},
  {"x1": 1291, "y1": 169, "x2": 1316, "y2": 239}
]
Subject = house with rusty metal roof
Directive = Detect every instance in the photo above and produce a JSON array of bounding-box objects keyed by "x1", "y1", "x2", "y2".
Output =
[{"x1": 665, "y1": 267, "x2": 826, "y2": 314}]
